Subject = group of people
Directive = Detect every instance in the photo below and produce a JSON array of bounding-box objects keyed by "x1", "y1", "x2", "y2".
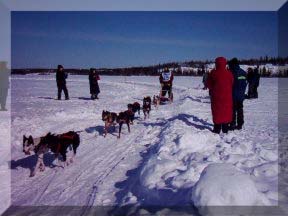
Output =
[
  {"x1": 206, "y1": 57, "x2": 255, "y2": 134},
  {"x1": 56, "y1": 58, "x2": 258, "y2": 135},
  {"x1": 56, "y1": 65, "x2": 100, "y2": 100},
  {"x1": 159, "y1": 59, "x2": 258, "y2": 134},
  {"x1": 56, "y1": 64, "x2": 172, "y2": 101}
]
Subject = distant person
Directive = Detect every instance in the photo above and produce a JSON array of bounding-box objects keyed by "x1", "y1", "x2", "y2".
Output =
[
  {"x1": 202, "y1": 71, "x2": 209, "y2": 90},
  {"x1": 207, "y1": 57, "x2": 234, "y2": 134},
  {"x1": 252, "y1": 66, "x2": 260, "y2": 98},
  {"x1": 0, "y1": 61, "x2": 9, "y2": 111},
  {"x1": 89, "y1": 68, "x2": 100, "y2": 100},
  {"x1": 228, "y1": 58, "x2": 247, "y2": 130},
  {"x1": 246, "y1": 67, "x2": 254, "y2": 99},
  {"x1": 246, "y1": 66, "x2": 260, "y2": 99},
  {"x1": 56, "y1": 65, "x2": 69, "y2": 100},
  {"x1": 159, "y1": 67, "x2": 174, "y2": 98}
]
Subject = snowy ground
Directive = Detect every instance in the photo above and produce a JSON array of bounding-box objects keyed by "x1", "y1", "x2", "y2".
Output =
[
  {"x1": 3, "y1": 75, "x2": 286, "y2": 215},
  {"x1": 0, "y1": 86, "x2": 11, "y2": 215}
]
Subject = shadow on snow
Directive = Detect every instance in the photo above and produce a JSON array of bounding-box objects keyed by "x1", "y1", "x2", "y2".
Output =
[
  {"x1": 109, "y1": 113, "x2": 209, "y2": 215},
  {"x1": 144, "y1": 113, "x2": 212, "y2": 131},
  {"x1": 10, "y1": 153, "x2": 56, "y2": 174},
  {"x1": 182, "y1": 95, "x2": 210, "y2": 104}
]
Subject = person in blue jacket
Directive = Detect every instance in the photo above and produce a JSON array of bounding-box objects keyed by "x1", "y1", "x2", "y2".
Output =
[{"x1": 228, "y1": 58, "x2": 247, "y2": 130}]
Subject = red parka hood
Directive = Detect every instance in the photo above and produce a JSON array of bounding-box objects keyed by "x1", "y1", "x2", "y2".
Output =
[{"x1": 215, "y1": 57, "x2": 227, "y2": 70}]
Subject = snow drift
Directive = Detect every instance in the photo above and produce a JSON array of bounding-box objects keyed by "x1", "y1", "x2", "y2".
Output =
[{"x1": 191, "y1": 163, "x2": 270, "y2": 206}]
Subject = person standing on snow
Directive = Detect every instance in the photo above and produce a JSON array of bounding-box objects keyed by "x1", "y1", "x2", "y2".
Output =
[
  {"x1": 159, "y1": 67, "x2": 174, "y2": 98},
  {"x1": 56, "y1": 65, "x2": 69, "y2": 100},
  {"x1": 89, "y1": 68, "x2": 100, "y2": 100},
  {"x1": 202, "y1": 71, "x2": 209, "y2": 90},
  {"x1": 246, "y1": 67, "x2": 254, "y2": 99},
  {"x1": 228, "y1": 58, "x2": 247, "y2": 130},
  {"x1": 246, "y1": 66, "x2": 260, "y2": 99},
  {"x1": 0, "y1": 61, "x2": 9, "y2": 111},
  {"x1": 252, "y1": 66, "x2": 260, "y2": 98},
  {"x1": 207, "y1": 57, "x2": 234, "y2": 134}
]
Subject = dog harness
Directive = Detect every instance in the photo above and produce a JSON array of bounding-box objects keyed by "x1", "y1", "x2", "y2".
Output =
[
  {"x1": 55, "y1": 134, "x2": 74, "y2": 154},
  {"x1": 106, "y1": 113, "x2": 116, "y2": 123}
]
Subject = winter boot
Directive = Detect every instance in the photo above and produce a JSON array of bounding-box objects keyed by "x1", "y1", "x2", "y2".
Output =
[{"x1": 212, "y1": 124, "x2": 221, "y2": 134}]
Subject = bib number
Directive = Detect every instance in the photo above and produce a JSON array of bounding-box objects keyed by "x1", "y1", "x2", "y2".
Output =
[{"x1": 162, "y1": 72, "x2": 171, "y2": 82}]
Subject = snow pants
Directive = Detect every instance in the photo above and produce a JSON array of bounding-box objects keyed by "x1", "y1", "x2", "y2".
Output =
[
  {"x1": 231, "y1": 100, "x2": 244, "y2": 129},
  {"x1": 161, "y1": 85, "x2": 172, "y2": 97},
  {"x1": 57, "y1": 84, "x2": 69, "y2": 100}
]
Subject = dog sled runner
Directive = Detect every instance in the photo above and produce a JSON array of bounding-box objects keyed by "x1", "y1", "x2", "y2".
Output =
[{"x1": 159, "y1": 89, "x2": 173, "y2": 104}]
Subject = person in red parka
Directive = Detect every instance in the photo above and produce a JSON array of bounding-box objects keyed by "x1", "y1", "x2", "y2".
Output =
[{"x1": 207, "y1": 57, "x2": 234, "y2": 134}]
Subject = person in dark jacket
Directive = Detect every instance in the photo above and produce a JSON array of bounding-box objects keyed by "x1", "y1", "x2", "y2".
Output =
[
  {"x1": 246, "y1": 67, "x2": 254, "y2": 99},
  {"x1": 0, "y1": 61, "x2": 9, "y2": 111},
  {"x1": 159, "y1": 67, "x2": 174, "y2": 98},
  {"x1": 202, "y1": 71, "x2": 209, "y2": 90},
  {"x1": 89, "y1": 68, "x2": 100, "y2": 100},
  {"x1": 228, "y1": 58, "x2": 247, "y2": 130},
  {"x1": 246, "y1": 66, "x2": 260, "y2": 99},
  {"x1": 56, "y1": 65, "x2": 69, "y2": 100},
  {"x1": 207, "y1": 57, "x2": 234, "y2": 134},
  {"x1": 252, "y1": 66, "x2": 260, "y2": 98}
]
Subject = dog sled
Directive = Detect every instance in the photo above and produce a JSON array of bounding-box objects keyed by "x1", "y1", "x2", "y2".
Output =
[{"x1": 155, "y1": 89, "x2": 173, "y2": 105}]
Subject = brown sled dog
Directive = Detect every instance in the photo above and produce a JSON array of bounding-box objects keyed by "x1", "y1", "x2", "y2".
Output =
[
  {"x1": 102, "y1": 110, "x2": 118, "y2": 137},
  {"x1": 153, "y1": 95, "x2": 160, "y2": 109}
]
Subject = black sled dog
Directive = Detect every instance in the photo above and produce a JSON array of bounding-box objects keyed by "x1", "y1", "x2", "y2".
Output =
[
  {"x1": 116, "y1": 110, "x2": 131, "y2": 139},
  {"x1": 127, "y1": 102, "x2": 141, "y2": 124},
  {"x1": 143, "y1": 96, "x2": 152, "y2": 120},
  {"x1": 23, "y1": 131, "x2": 80, "y2": 177}
]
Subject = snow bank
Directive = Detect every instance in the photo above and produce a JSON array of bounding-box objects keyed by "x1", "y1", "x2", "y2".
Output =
[
  {"x1": 140, "y1": 155, "x2": 186, "y2": 190},
  {"x1": 139, "y1": 129, "x2": 216, "y2": 191},
  {"x1": 136, "y1": 78, "x2": 278, "y2": 210},
  {"x1": 191, "y1": 163, "x2": 270, "y2": 206}
]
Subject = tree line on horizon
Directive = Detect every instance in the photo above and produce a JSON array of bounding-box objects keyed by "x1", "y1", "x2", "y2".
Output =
[{"x1": 12, "y1": 56, "x2": 288, "y2": 77}]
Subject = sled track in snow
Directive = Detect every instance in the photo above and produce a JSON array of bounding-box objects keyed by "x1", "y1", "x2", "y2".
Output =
[
  {"x1": 81, "y1": 155, "x2": 126, "y2": 215},
  {"x1": 36, "y1": 167, "x2": 61, "y2": 204},
  {"x1": 79, "y1": 124, "x2": 151, "y2": 215},
  {"x1": 84, "y1": 153, "x2": 124, "y2": 207},
  {"x1": 56, "y1": 156, "x2": 105, "y2": 200}
]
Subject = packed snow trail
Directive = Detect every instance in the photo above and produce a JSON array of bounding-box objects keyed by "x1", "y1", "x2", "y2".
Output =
[
  {"x1": 11, "y1": 76, "x2": 158, "y2": 206},
  {"x1": 8, "y1": 75, "x2": 282, "y2": 215}
]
